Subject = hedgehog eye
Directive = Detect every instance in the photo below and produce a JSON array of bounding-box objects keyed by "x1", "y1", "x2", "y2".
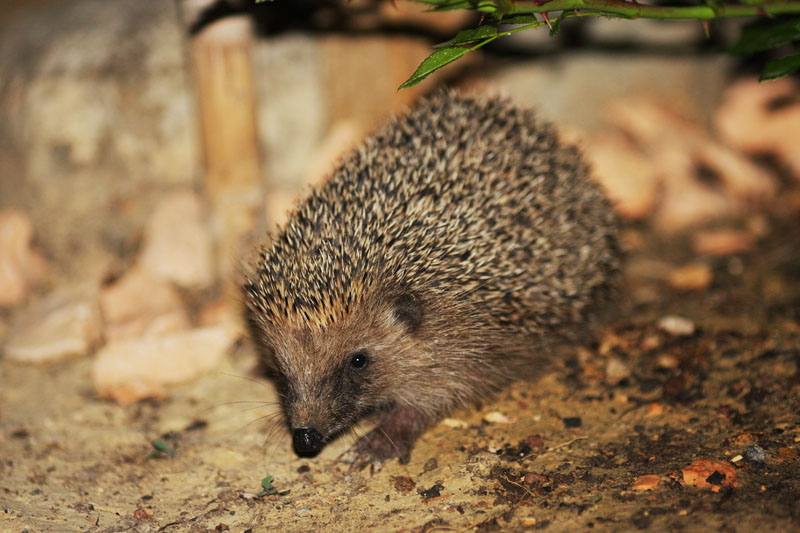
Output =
[{"x1": 349, "y1": 350, "x2": 370, "y2": 371}]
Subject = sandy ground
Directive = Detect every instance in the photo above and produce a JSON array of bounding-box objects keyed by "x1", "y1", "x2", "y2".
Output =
[{"x1": 1, "y1": 216, "x2": 799, "y2": 533}]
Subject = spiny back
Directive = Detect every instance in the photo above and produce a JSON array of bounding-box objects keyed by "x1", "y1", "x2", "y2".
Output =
[{"x1": 246, "y1": 92, "x2": 618, "y2": 336}]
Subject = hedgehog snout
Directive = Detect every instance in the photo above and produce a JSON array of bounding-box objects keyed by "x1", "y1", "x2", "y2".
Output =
[{"x1": 292, "y1": 427, "x2": 325, "y2": 456}]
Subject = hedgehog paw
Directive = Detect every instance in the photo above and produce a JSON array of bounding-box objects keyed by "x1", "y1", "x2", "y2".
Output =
[{"x1": 341, "y1": 406, "x2": 427, "y2": 471}]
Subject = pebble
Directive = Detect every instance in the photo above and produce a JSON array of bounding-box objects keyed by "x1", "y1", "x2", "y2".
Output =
[
  {"x1": 745, "y1": 445, "x2": 766, "y2": 463},
  {"x1": 422, "y1": 458, "x2": 438, "y2": 473},
  {"x1": 632, "y1": 474, "x2": 661, "y2": 491},
  {"x1": 523, "y1": 473, "x2": 548, "y2": 486},
  {"x1": 138, "y1": 191, "x2": 214, "y2": 289},
  {"x1": 0, "y1": 209, "x2": 48, "y2": 307},
  {"x1": 563, "y1": 417, "x2": 582, "y2": 428},
  {"x1": 692, "y1": 230, "x2": 754, "y2": 256},
  {"x1": 656, "y1": 354, "x2": 680, "y2": 369},
  {"x1": 681, "y1": 459, "x2": 737, "y2": 490},
  {"x1": 526, "y1": 435, "x2": 545, "y2": 449},
  {"x1": 668, "y1": 263, "x2": 712, "y2": 291},
  {"x1": 391, "y1": 475, "x2": 416, "y2": 493},
  {"x1": 733, "y1": 432, "x2": 758, "y2": 446},
  {"x1": 418, "y1": 482, "x2": 444, "y2": 500},
  {"x1": 640, "y1": 334, "x2": 662, "y2": 351},
  {"x1": 92, "y1": 326, "x2": 234, "y2": 403},
  {"x1": 605, "y1": 357, "x2": 631, "y2": 385},
  {"x1": 4, "y1": 284, "x2": 102, "y2": 363},
  {"x1": 441, "y1": 418, "x2": 468, "y2": 429},
  {"x1": 484, "y1": 411, "x2": 514, "y2": 424},
  {"x1": 645, "y1": 403, "x2": 664, "y2": 417},
  {"x1": 777, "y1": 447, "x2": 797, "y2": 461},
  {"x1": 658, "y1": 315, "x2": 695, "y2": 336}
]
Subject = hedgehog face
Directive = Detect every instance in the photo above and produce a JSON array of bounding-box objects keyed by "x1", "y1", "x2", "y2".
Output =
[{"x1": 256, "y1": 290, "x2": 426, "y2": 457}]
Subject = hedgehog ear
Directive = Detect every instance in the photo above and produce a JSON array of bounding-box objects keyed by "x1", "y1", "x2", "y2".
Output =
[{"x1": 393, "y1": 292, "x2": 424, "y2": 333}]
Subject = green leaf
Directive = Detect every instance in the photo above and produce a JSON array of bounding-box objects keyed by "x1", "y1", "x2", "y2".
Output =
[
  {"x1": 261, "y1": 476, "x2": 275, "y2": 490},
  {"x1": 730, "y1": 17, "x2": 800, "y2": 55},
  {"x1": 549, "y1": 12, "x2": 571, "y2": 35},
  {"x1": 398, "y1": 46, "x2": 471, "y2": 89},
  {"x1": 760, "y1": 52, "x2": 800, "y2": 80},
  {"x1": 433, "y1": 26, "x2": 498, "y2": 48},
  {"x1": 409, "y1": 0, "x2": 498, "y2": 12},
  {"x1": 148, "y1": 439, "x2": 176, "y2": 458},
  {"x1": 499, "y1": 14, "x2": 539, "y2": 25}
]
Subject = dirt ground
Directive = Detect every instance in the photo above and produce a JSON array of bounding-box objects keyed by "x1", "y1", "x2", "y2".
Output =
[{"x1": 2, "y1": 208, "x2": 800, "y2": 533}]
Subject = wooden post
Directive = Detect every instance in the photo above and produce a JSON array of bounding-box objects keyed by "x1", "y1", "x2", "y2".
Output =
[{"x1": 181, "y1": 0, "x2": 264, "y2": 295}]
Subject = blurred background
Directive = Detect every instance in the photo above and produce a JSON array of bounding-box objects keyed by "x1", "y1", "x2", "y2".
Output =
[{"x1": 2, "y1": 0, "x2": 793, "y2": 295}]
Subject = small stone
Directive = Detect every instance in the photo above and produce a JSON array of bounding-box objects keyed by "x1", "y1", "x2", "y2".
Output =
[
  {"x1": 92, "y1": 326, "x2": 234, "y2": 403},
  {"x1": 391, "y1": 475, "x2": 416, "y2": 493},
  {"x1": 658, "y1": 315, "x2": 695, "y2": 336},
  {"x1": 563, "y1": 417, "x2": 582, "y2": 428},
  {"x1": 733, "y1": 432, "x2": 758, "y2": 447},
  {"x1": 641, "y1": 334, "x2": 662, "y2": 351},
  {"x1": 645, "y1": 403, "x2": 664, "y2": 417},
  {"x1": 745, "y1": 445, "x2": 766, "y2": 463},
  {"x1": 441, "y1": 417, "x2": 468, "y2": 429},
  {"x1": 133, "y1": 508, "x2": 152, "y2": 521},
  {"x1": 731, "y1": 455, "x2": 744, "y2": 464},
  {"x1": 484, "y1": 411, "x2": 514, "y2": 424},
  {"x1": 598, "y1": 330, "x2": 625, "y2": 356},
  {"x1": 681, "y1": 459, "x2": 737, "y2": 489},
  {"x1": 526, "y1": 435, "x2": 545, "y2": 449},
  {"x1": 777, "y1": 447, "x2": 797, "y2": 461},
  {"x1": 632, "y1": 474, "x2": 661, "y2": 492},
  {"x1": 692, "y1": 230, "x2": 754, "y2": 256},
  {"x1": 138, "y1": 191, "x2": 214, "y2": 289},
  {"x1": 656, "y1": 354, "x2": 680, "y2": 369},
  {"x1": 523, "y1": 473, "x2": 548, "y2": 486},
  {"x1": 418, "y1": 482, "x2": 444, "y2": 500},
  {"x1": 4, "y1": 285, "x2": 102, "y2": 363},
  {"x1": 668, "y1": 263, "x2": 712, "y2": 291},
  {"x1": 605, "y1": 357, "x2": 631, "y2": 385},
  {"x1": 0, "y1": 209, "x2": 48, "y2": 307},
  {"x1": 422, "y1": 458, "x2": 438, "y2": 473}
]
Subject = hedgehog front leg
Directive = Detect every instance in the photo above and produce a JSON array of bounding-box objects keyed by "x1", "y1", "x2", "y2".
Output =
[{"x1": 347, "y1": 405, "x2": 428, "y2": 468}]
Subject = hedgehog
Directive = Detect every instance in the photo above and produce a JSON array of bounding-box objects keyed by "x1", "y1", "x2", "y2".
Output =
[{"x1": 244, "y1": 91, "x2": 619, "y2": 466}]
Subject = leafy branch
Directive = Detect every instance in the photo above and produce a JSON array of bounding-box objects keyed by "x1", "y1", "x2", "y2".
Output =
[{"x1": 399, "y1": 0, "x2": 800, "y2": 88}]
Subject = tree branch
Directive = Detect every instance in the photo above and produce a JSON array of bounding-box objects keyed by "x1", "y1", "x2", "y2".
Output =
[{"x1": 509, "y1": 0, "x2": 800, "y2": 20}]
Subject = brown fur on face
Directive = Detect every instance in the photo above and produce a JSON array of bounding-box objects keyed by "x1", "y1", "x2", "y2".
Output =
[
  {"x1": 254, "y1": 281, "x2": 536, "y2": 444},
  {"x1": 260, "y1": 288, "x2": 411, "y2": 440}
]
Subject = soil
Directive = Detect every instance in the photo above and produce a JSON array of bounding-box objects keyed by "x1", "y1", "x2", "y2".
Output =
[{"x1": 2, "y1": 214, "x2": 799, "y2": 533}]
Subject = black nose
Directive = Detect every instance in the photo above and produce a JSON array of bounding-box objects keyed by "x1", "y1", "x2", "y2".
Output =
[{"x1": 292, "y1": 427, "x2": 324, "y2": 456}]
